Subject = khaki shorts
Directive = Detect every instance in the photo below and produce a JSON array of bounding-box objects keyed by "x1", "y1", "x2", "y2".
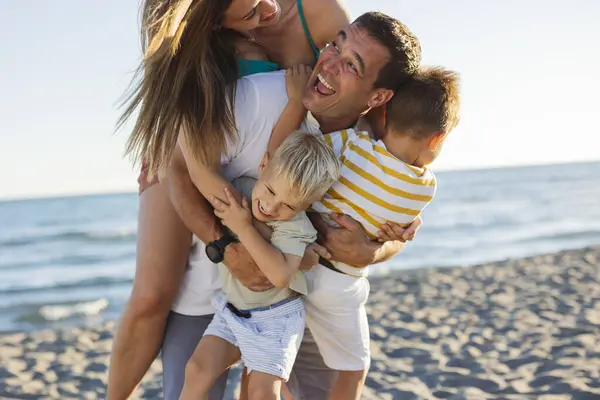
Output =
[{"x1": 304, "y1": 264, "x2": 371, "y2": 371}]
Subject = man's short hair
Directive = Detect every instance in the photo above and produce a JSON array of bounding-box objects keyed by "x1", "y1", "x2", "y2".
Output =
[
  {"x1": 269, "y1": 131, "x2": 341, "y2": 201},
  {"x1": 353, "y1": 12, "x2": 422, "y2": 90},
  {"x1": 386, "y1": 67, "x2": 461, "y2": 138}
]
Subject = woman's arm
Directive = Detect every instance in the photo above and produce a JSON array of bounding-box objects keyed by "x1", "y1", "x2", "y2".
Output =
[
  {"x1": 178, "y1": 135, "x2": 244, "y2": 207},
  {"x1": 304, "y1": 0, "x2": 352, "y2": 49},
  {"x1": 163, "y1": 146, "x2": 225, "y2": 245}
]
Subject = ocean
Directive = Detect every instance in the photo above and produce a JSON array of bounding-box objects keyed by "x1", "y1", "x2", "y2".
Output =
[{"x1": 1, "y1": 161, "x2": 600, "y2": 333}]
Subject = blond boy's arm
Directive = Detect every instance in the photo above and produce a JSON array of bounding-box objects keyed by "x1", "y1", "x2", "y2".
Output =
[
  {"x1": 235, "y1": 224, "x2": 301, "y2": 289},
  {"x1": 268, "y1": 102, "x2": 306, "y2": 155},
  {"x1": 177, "y1": 135, "x2": 244, "y2": 206},
  {"x1": 268, "y1": 65, "x2": 312, "y2": 155}
]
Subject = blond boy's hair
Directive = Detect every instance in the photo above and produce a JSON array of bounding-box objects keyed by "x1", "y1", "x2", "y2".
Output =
[
  {"x1": 387, "y1": 66, "x2": 461, "y2": 139},
  {"x1": 268, "y1": 131, "x2": 341, "y2": 202}
]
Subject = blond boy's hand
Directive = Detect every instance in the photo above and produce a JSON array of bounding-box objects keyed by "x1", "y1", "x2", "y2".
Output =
[
  {"x1": 286, "y1": 64, "x2": 313, "y2": 102},
  {"x1": 377, "y1": 216, "x2": 423, "y2": 243},
  {"x1": 209, "y1": 188, "x2": 253, "y2": 236}
]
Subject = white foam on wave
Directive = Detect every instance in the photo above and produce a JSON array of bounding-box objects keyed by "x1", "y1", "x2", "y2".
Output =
[
  {"x1": 39, "y1": 298, "x2": 109, "y2": 321},
  {"x1": 87, "y1": 227, "x2": 136, "y2": 239}
]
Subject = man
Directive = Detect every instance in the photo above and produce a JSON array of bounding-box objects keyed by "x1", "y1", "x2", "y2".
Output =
[{"x1": 165, "y1": 12, "x2": 421, "y2": 399}]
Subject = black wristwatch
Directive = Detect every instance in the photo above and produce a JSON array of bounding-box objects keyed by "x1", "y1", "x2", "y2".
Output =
[{"x1": 205, "y1": 234, "x2": 239, "y2": 263}]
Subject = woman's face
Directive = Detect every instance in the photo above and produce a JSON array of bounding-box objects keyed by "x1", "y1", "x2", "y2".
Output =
[{"x1": 223, "y1": 0, "x2": 281, "y2": 32}]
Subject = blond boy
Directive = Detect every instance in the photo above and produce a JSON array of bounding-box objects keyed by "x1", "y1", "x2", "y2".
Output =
[{"x1": 180, "y1": 132, "x2": 340, "y2": 400}]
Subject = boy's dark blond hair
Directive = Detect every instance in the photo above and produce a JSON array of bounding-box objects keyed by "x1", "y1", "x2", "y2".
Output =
[{"x1": 386, "y1": 67, "x2": 461, "y2": 139}]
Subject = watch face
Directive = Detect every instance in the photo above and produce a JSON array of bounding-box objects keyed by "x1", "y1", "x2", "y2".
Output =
[{"x1": 206, "y1": 244, "x2": 223, "y2": 263}]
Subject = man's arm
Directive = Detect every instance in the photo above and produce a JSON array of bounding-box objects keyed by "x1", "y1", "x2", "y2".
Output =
[
  {"x1": 163, "y1": 146, "x2": 275, "y2": 291},
  {"x1": 309, "y1": 213, "x2": 406, "y2": 267}
]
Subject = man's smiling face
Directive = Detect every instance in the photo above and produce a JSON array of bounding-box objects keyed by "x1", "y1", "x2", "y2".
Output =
[{"x1": 302, "y1": 25, "x2": 391, "y2": 120}]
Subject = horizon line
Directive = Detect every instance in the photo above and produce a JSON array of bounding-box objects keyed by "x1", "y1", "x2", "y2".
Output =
[{"x1": 2, "y1": 158, "x2": 599, "y2": 203}]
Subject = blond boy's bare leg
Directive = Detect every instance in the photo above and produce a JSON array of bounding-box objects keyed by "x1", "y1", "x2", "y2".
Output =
[
  {"x1": 247, "y1": 371, "x2": 283, "y2": 400},
  {"x1": 240, "y1": 367, "x2": 293, "y2": 400},
  {"x1": 180, "y1": 335, "x2": 240, "y2": 400},
  {"x1": 107, "y1": 184, "x2": 191, "y2": 399}
]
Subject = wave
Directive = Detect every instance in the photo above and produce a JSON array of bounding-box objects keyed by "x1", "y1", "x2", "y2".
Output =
[
  {"x1": 1, "y1": 228, "x2": 137, "y2": 248},
  {"x1": 521, "y1": 229, "x2": 600, "y2": 243},
  {"x1": 17, "y1": 298, "x2": 109, "y2": 323},
  {"x1": 0, "y1": 276, "x2": 133, "y2": 295},
  {"x1": 0, "y1": 251, "x2": 135, "y2": 271}
]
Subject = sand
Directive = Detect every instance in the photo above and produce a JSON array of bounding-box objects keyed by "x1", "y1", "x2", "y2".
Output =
[{"x1": 2, "y1": 246, "x2": 600, "y2": 399}]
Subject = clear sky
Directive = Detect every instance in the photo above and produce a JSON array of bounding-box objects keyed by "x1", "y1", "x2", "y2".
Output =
[{"x1": 1, "y1": 0, "x2": 598, "y2": 200}]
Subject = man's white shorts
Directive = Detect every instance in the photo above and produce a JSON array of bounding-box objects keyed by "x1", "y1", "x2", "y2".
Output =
[
  {"x1": 204, "y1": 292, "x2": 305, "y2": 381},
  {"x1": 304, "y1": 264, "x2": 371, "y2": 371}
]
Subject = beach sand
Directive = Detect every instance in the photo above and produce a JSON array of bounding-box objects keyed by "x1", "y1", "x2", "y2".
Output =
[{"x1": 2, "y1": 246, "x2": 600, "y2": 399}]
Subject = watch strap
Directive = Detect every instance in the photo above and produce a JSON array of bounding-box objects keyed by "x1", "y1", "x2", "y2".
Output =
[{"x1": 214, "y1": 233, "x2": 239, "y2": 251}]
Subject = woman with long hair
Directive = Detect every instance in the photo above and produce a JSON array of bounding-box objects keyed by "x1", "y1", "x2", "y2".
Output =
[{"x1": 108, "y1": 1, "x2": 356, "y2": 399}]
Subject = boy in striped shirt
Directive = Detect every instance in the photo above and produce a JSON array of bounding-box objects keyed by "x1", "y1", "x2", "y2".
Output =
[{"x1": 306, "y1": 67, "x2": 461, "y2": 396}]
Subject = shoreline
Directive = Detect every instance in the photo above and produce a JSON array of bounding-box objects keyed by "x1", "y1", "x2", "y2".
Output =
[{"x1": 2, "y1": 245, "x2": 600, "y2": 399}]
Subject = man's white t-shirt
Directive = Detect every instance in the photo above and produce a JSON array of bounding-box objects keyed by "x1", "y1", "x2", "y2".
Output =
[{"x1": 171, "y1": 70, "x2": 321, "y2": 316}]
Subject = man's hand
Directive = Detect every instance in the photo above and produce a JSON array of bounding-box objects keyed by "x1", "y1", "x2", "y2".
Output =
[
  {"x1": 309, "y1": 213, "x2": 377, "y2": 267},
  {"x1": 299, "y1": 243, "x2": 331, "y2": 271},
  {"x1": 222, "y1": 242, "x2": 274, "y2": 291}
]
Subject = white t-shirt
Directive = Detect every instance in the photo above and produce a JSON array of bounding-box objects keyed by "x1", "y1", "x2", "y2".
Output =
[{"x1": 171, "y1": 70, "x2": 321, "y2": 315}]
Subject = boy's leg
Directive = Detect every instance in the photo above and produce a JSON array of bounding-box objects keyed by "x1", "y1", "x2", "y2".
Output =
[
  {"x1": 242, "y1": 368, "x2": 293, "y2": 400},
  {"x1": 247, "y1": 371, "x2": 283, "y2": 400},
  {"x1": 161, "y1": 312, "x2": 229, "y2": 400},
  {"x1": 180, "y1": 335, "x2": 241, "y2": 400},
  {"x1": 302, "y1": 265, "x2": 371, "y2": 399},
  {"x1": 233, "y1": 298, "x2": 305, "y2": 399}
]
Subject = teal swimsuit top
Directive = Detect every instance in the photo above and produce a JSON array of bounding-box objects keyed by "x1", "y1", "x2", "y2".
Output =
[
  {"x1": 236, "y1": 0, "x2": 319, "y2": 77},
  {"x1": 237, "y1": 58, "x2": 279, "y2": 77}
]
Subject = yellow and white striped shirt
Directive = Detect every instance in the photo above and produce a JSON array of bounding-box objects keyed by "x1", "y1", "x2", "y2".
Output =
[{"x1": 311, "y1": 129, "x2": 437, "y2": 277}]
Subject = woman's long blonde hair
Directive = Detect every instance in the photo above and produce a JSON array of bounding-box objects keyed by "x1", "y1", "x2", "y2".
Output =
[{"x1": 118, "y1": 0, "x2": 239, "y2": 178}]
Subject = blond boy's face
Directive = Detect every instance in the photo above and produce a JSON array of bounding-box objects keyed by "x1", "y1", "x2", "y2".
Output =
[
  {"x1": 251, "y1": 172, "x2": 305, "y2": 222},
  {"x1": 251, "y1": 156, "x2": 316, "y2": 222}
]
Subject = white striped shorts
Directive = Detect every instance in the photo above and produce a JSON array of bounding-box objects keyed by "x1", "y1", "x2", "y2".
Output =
[{"x1": 204, "y1": 291, "x2": 305, "y2": 380}]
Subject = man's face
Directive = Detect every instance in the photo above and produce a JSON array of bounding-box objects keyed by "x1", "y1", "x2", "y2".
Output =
[{"x1": 302, "y1": 25, "x2": 391, "y2": 119}]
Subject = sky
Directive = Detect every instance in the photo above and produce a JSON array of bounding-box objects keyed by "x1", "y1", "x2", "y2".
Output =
[{"x1": 0, "y1": 0, "x2": 599, "y2": 200}]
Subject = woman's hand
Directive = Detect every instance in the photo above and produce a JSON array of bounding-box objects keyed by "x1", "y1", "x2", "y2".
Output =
[
  {"x1": 286, "y1": 64, "x2": 313, "y2": 103},
  {"x1": 377, "y1": 216, "x2": 423, "y2": 243}
]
